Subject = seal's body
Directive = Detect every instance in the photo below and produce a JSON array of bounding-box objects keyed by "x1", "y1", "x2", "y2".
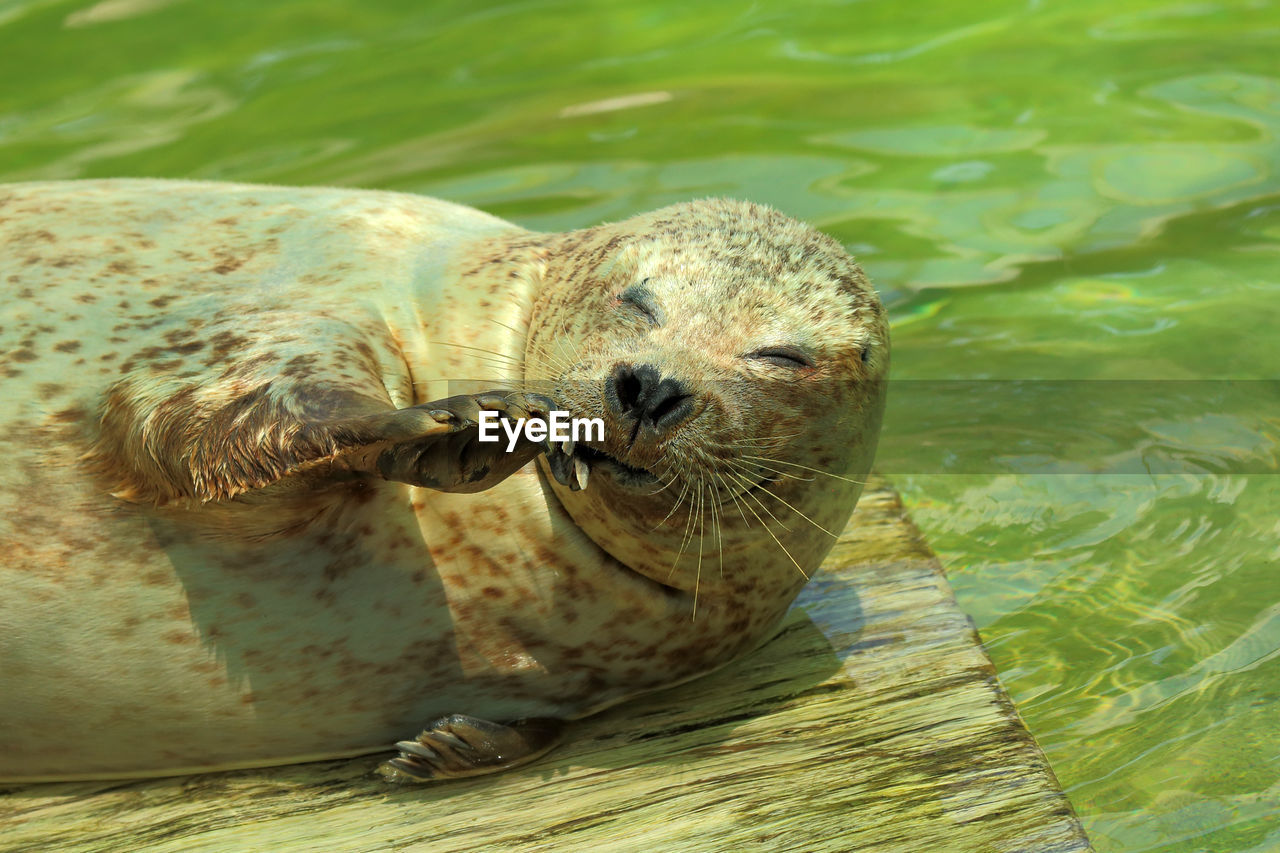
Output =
[{"x1": 0, "y1": 180, "x2": 887, "y2": 781}]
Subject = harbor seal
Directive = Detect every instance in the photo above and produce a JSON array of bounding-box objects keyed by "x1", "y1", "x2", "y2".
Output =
[{"x1": 0, "y1": 179, "x2": 888, "y2": 782}]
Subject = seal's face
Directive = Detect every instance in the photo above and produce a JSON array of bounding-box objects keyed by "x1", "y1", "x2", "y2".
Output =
[{"x1": 527, "y1": 199, "x2": 888, "y2": 598}]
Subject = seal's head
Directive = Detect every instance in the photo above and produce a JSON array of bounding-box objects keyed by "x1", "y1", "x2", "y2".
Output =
[{"x1": 527, "y1": 199, "x2": 888, "y2": 602}]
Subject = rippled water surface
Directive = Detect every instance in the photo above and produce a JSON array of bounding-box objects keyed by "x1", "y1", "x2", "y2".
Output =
[{"x1": 2, "y1": 1, "x2": 1277, "y2": 849}]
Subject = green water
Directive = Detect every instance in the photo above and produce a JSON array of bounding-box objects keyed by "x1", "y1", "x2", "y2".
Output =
[{"x1": 2, "y1": 0, "x2": 1277, "y2": 848}]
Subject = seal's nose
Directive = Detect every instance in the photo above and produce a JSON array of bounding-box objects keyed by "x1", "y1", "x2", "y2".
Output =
[{"x1": 607, "y1": 363, "x2": 694, "y2": 433}]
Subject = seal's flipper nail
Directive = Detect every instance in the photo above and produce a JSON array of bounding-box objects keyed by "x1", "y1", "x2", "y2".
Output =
[
  {"x1": 526, "y1": 393, "x2": 556, "y2": 419},
  {"x1": 574, "y1": 455, "x2": 590, "y2": 491},
  {"x1": 473, "y1": 393, "x2": 508, "y2": 412},
  {"x1": 563, "y1": 437, "x2": 576, "y2": 458},
  {"x1": 423, "y1": 729, "x2": 474, "y2": 753},
  {"x1": 547, "y1": 449, "x2": 574, "y2": 486},
  {"x1": 394, "y1": 740, "x2": 443, "y2": 762}
]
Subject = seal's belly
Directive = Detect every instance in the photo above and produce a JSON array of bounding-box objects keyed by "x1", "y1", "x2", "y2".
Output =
[
  {"x1": 0, "y1": 440, "x2": 671, "y2": 781},
  {"x1": 0, "y1": 470, "x2": 583, "y2": 780}
]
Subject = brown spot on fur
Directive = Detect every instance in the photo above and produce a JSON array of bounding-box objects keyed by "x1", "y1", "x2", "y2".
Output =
[
  {"x1": 206, "y1": 331, "x2": 251, "y2": 364},
  {"x1": 211, "y1": 255, "x2": 246, "y2": 275},
  {"x1": 53, "y1": 340, "x2": 81, "y2": 353}
]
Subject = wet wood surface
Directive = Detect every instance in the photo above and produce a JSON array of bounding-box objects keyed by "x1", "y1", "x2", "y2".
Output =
[{"x1": 0, "y1": 476, "x2": 1091, "y2": 852}]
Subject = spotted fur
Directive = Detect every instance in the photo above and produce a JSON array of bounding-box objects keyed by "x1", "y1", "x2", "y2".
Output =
[{"x1": 0, "y1": 180, "x2": 886, "y2": 781}]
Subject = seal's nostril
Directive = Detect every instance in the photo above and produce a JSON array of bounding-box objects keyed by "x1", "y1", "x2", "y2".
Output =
[
  {"x1": 615, "y1": 366, "x2": 644, "y2": 414},
  {"x1": 608, "y1": 363, "x2": 693, "y2": 432},
  {"x1": 647, "y1": 386, "x2": 692, "y2": 429},
  {"x1": 609, "y1": 363, "x2": 659, "y2": 418}
]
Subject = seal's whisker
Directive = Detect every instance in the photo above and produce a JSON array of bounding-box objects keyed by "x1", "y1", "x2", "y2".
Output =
[
  {"x1": 692, "y1": 477, "x2": 706, "y2": 621},
  {"x1": 712, "y1": 469, "x2": 750, "y2": 527},
  {"x1": 709, "y1": 463, "x2": 752, "y2": 515},
  {"x1": 679, "y1": 480, "x2": 701, "y2": 557},
  {"x1": 428, "y1": 340, "x2": 523, "y2": 363},
  {"x1": 551, "y1": 337, "x2": 582, "y2": 379},
  {"x1": 641, "y1": 461, "x2": 681, "y2": 498},
  {"x1": 722, "y1": 466, "x2": 792, "y2": 533},
  {"x1": 708, "y1": 473, "x2": 725, "y2": 581},
  {"x1": 652, "y1": 479, "x2": 692, "y2": 531},
  {"x1": 732, "y1": 457, "x2": 816, "y2": 483},
  {"x1": 412, "y1": 375, "x2": 512, "y2": 386},
  {"x1": 515, "y1": 329, "x2": 576, "y2": 381},
  {"x1": 668, "y1": 479, "x2": 701, "y2": 582},
  {"x1": 730, "y1": 432, "x2": 803, "y2": 448},
  {"x1": 485, "y1": 318, "x2": 527, "y2": 338},
  {"x1": 723, "y1": 459, "x2": 840, "y2": 540},
  {"x1": 560, "y1": 332, "x2": 585, "y2": 366},
  {"x1": 723, "y1": 471, "x2": 809, "y2": 581},
  {"x1": 739, "y1": 454, "x2": 867, "y2": 486},
  {"x1": 710, "y1": 454, "x2": 768, "y2": 501},
  {"x1": 534, "y1": 341, "x2": 577, "y2": 377}
]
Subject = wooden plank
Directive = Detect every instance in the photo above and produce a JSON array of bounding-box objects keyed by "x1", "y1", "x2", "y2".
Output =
[{"x1": 0, "y1": 476, "x2": 1091, "y2": 852}]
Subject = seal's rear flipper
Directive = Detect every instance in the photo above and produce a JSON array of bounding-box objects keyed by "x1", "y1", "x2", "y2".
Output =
[{"x1": 378, "y1": 715, "x2": 565, "y2": 782}]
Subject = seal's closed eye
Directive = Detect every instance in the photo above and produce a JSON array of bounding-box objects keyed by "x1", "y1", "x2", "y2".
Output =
[
  {"x1": 745, "y1": 346, "x2": 813, "y2": 369},
  {"x1": 618, "y1": 281, "x2": 663, "y2": 326}
]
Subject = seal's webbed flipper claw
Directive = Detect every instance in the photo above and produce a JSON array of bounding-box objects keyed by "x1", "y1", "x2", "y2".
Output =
[
  {"x1": 367, "y1": 390, "x2": 564, "y2": 494},
  {"x1": 378, "y1": 715, "x2": 565, "y2": 782}
]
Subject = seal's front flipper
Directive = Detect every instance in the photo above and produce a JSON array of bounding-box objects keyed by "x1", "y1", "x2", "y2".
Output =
[
  {"x1": 91, "y1": 338, "x2": 560, "y2": 503},
  {"x1": 378, "y1": 715, "x2": 565, "y2": 782},
  {"x1": 369, "y1": 391, "x2": 558, "y2": 493}
]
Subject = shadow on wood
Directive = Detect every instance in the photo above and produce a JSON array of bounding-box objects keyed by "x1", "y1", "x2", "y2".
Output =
[{"x1": 0, "y1": 476, "x2": 1092, "y2": 852}]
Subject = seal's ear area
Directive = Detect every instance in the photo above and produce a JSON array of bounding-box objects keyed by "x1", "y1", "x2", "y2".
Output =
[{"x1": 595, "y1": 242, "x2": 643, "y2": 292}]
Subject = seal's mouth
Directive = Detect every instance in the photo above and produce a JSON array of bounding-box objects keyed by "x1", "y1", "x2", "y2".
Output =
[
  {"x1": 578, "y1": 445, "x2": 660, "y2": 488},
  {"x1": 546, "y1": 443, "x2": 783, "y2": 501},
  {"x1": 545, "y1": 442, "x2": 660, "y2": 492}
]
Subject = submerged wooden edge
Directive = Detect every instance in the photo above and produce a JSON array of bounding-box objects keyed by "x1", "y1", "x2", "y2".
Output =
[{"x1": 0, "y1": 475, "x2": 1092, "y2": 852}]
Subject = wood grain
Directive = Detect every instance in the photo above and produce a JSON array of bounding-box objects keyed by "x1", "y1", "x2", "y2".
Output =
[{"x1": 0, "y1": 476, "x2": 1091, "y2": 852}]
